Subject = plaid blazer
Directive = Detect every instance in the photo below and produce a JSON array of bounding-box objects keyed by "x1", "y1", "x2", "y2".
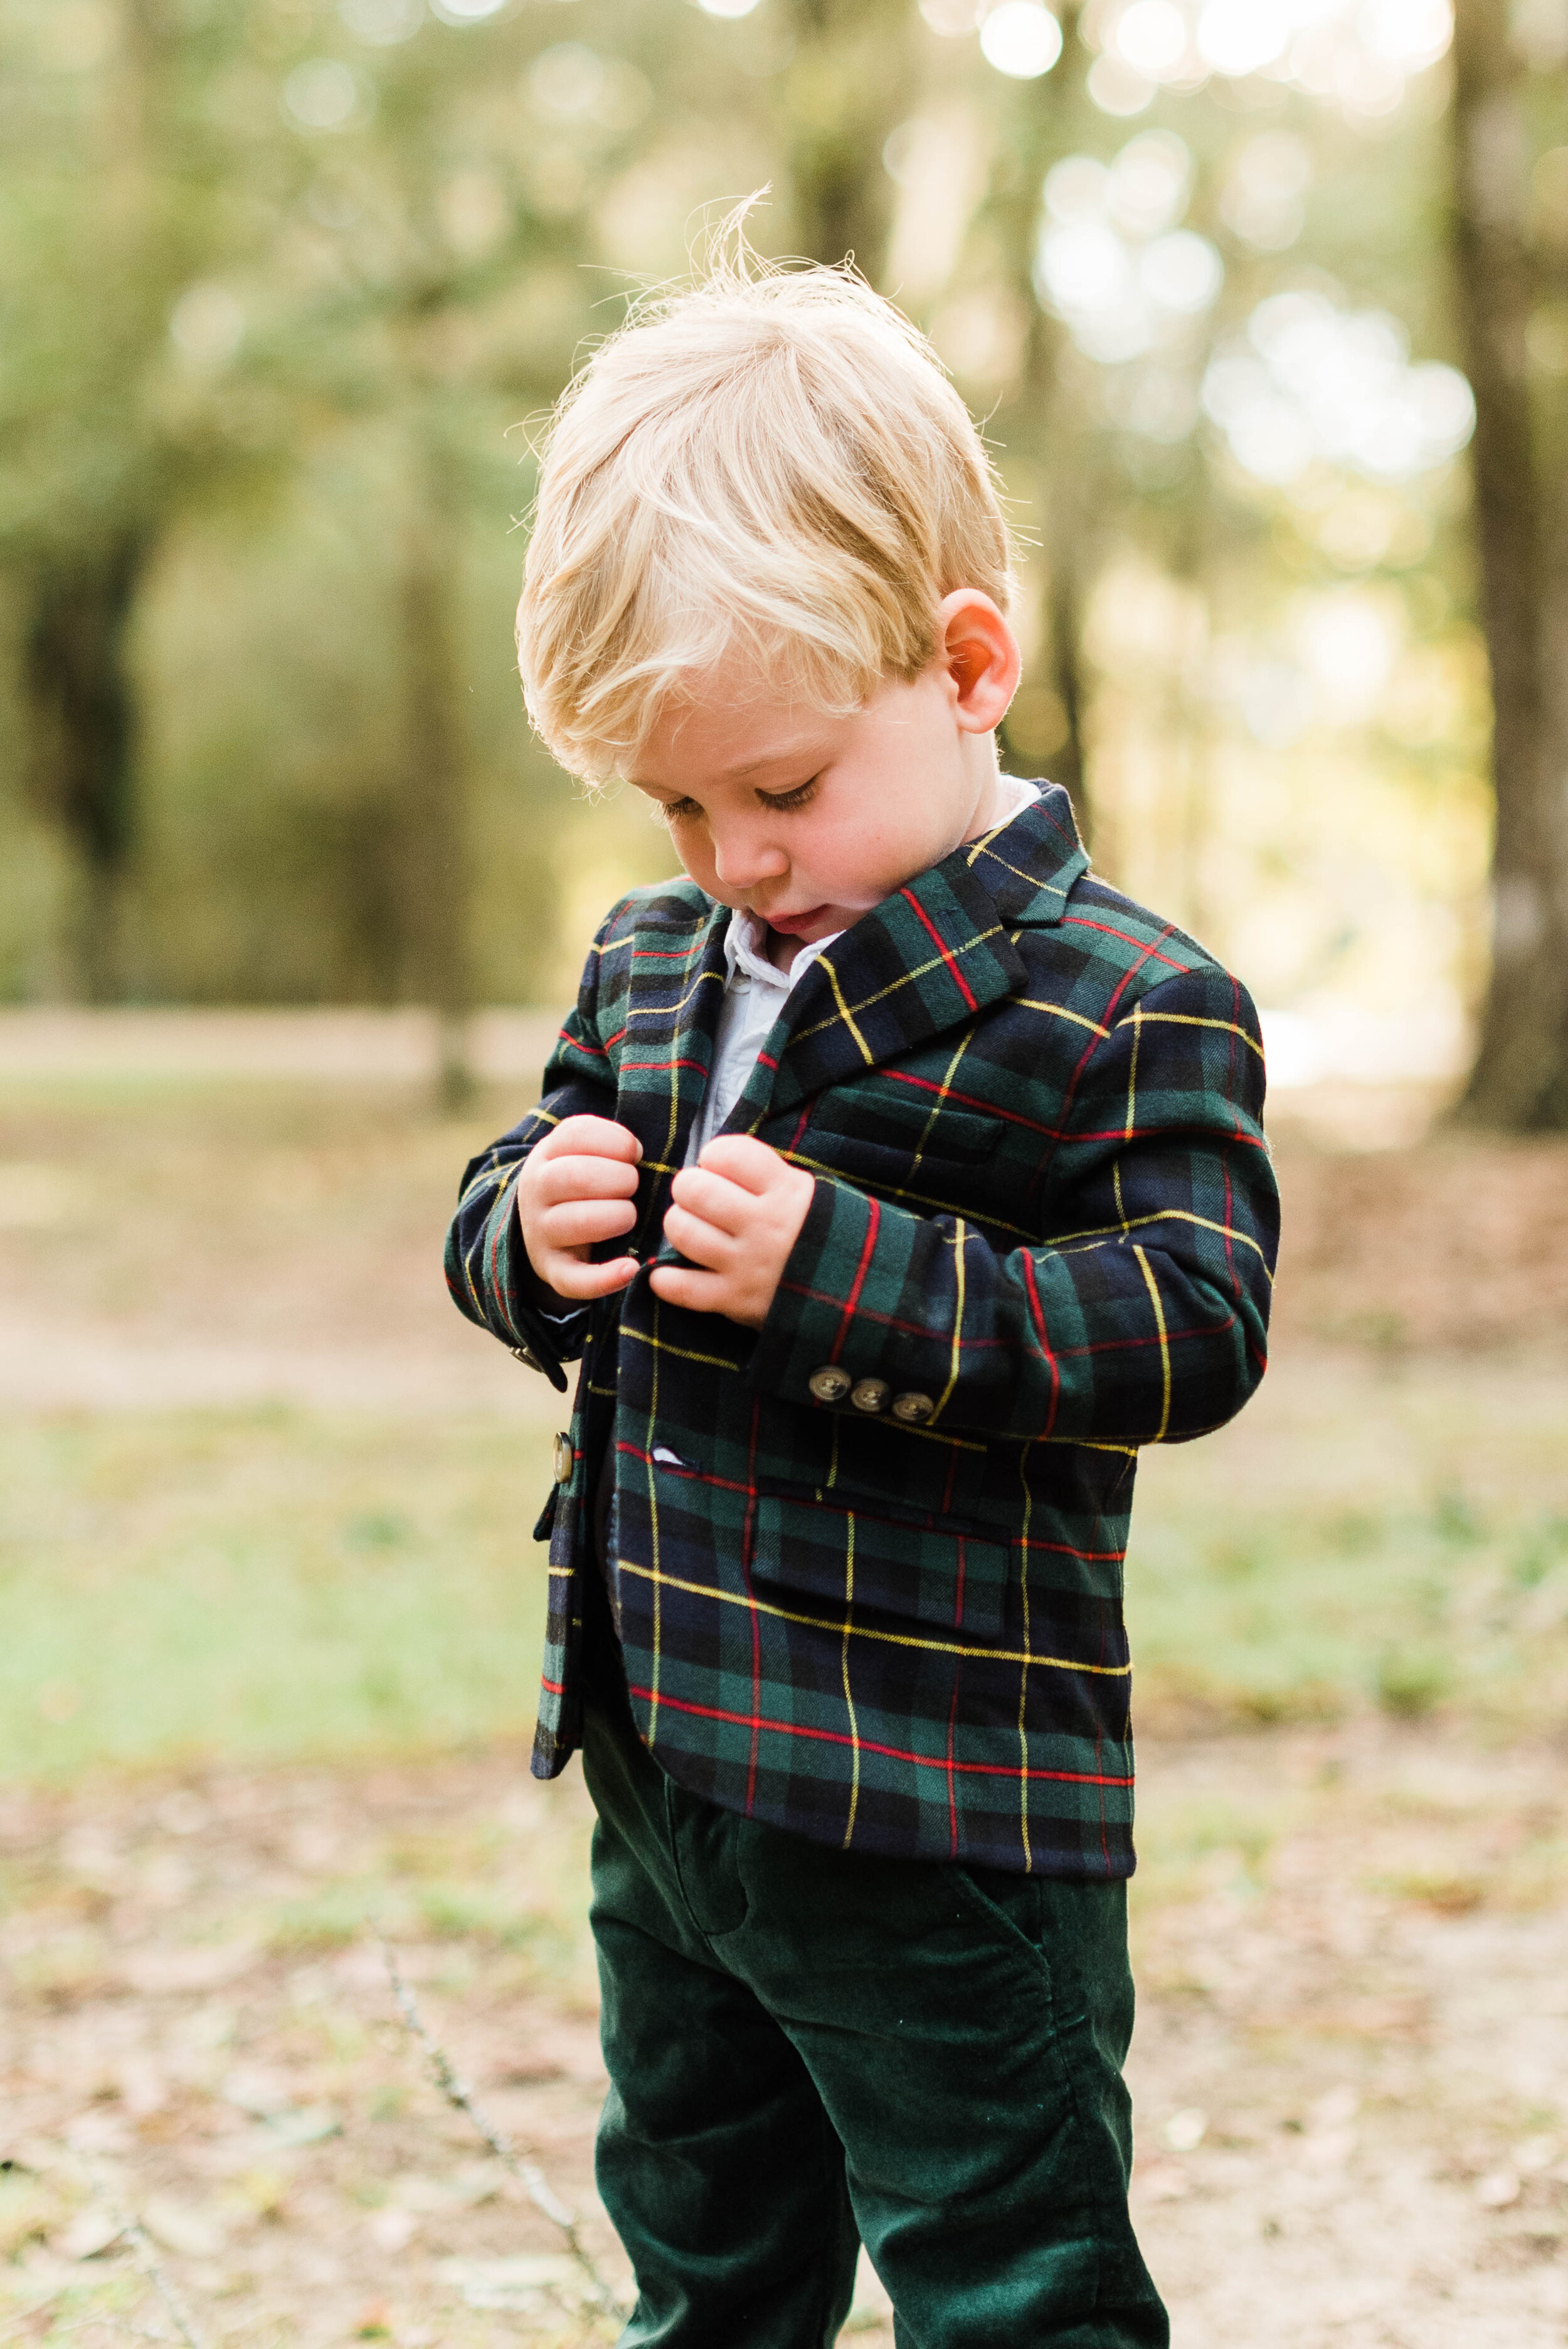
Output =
[{"x1": 447, "y1": 785, "x2": 1278, "y2": 1878}]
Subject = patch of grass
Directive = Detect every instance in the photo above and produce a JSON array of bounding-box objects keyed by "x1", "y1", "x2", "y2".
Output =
[
  {"x1": 0, "y1": 1407, "x2": 557, "y2": 1783},
  {"x1": 1126, "y1": 1368, "x2": 1568, "y2": 1732}
]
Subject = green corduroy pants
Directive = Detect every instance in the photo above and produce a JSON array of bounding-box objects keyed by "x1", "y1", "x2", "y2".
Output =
[{"x1": 578, "y1": 1647, "x2": 1169, "y2": 2349}]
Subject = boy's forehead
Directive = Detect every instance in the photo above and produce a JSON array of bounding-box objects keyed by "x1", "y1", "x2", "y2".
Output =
[{"x1": 631, "y1": 681, "x2": 840, "y2": 791}]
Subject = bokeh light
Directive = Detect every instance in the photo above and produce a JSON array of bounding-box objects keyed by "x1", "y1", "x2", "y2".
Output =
[
  {"x1": 1087, "y1": 53, "x2": 1155, "y2": 112},
  {"x1": 282, "y1": 60, "x2": 362, "y2": 131},
  {"x1": 338, "y1": 0, "x2": 423, "y2": 43},
  {"x1": 1115, "y1": 0, "x2": 1190, "y2": 78},
  {"x1": 1037, "y1": 132, "x2": 1222, "y2": 363},
  {"x1": 1221, "y1": 131, "x2": 1313, "y2": 251},
  {"x1": 168, "y1": 285, "x2": 245, "y2": 369},
  {"x1": 1081, "y1": 0, "x2": 1453, "y2": 120},
  {"x1": 978, "y1": 0, "x2": 1064, "y2": 77},
  {"x1": 1202, "y1": 292, "x2": 1475, "y2": 484}
]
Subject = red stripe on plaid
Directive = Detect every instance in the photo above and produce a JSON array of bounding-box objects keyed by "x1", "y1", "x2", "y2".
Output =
[
  {"x1": 780, "y1": 1274, "x2": 1237, "y2": 1360},
  {"x1": 830, "y1": 1195, "x2": 881, "y2": 1364},
  {"x1": 1063, "y1": 915, "x2": 1190, "y2": 975},
  {"x1": 1020, "y1": 1248, "x2": 1062, "y2": 1439},
  {"x1": 558, "y1": 1031, "x2": 608, "y2": 1058},
  {"x1": 880, "y1": 1067, "x2": 1052, "y2": 1135},
  {"x1": 899, "y1": 888, "x2": 980, "y2": 1010},
  {"x1": 633, "y1": 1687, "x2": 1135, "y2": 1786},
  {"x1": 945, "y1": 1661, "x2": 962, "y2": 1859}
]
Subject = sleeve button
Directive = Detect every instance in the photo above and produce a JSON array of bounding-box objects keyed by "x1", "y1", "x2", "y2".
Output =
[
  {"x1": 808, "y1": 1365, "x2": 852, "y2": 1404},
  {"x1": 850, "y1": 1377, "x2": 891, "y2": 1414},
  {"x1": 891, "y1": 1392, "x2": 935, "y2": 1425},
  {"x1": 553, "y1": 1433, "x2": 575, "y2": 1485}
]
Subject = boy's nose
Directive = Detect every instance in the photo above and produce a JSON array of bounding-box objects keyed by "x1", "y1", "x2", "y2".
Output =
[{"x1": 710, "y1": 830, "x2": 789, "y2": 890}]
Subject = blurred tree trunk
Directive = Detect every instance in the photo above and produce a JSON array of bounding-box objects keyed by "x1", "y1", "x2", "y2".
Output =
[
  {"x1": 992, "y1": 9, "x2": 1093, "y2": 847},
  {"x1": 783, "y1": 0, "x2": 914, "y2": 270},
  {"x1": 1449, "y1": 0, "x2": 1568, "y2": 1127},
  {"x1": 1041, "y1": 332, "x2": 1089, "y2": 834},
  {"x1": 396, "y1": 440, "x2": 474, "y2": 1110},
  {"x1": 23, "y1": 536, "x2": 147, "y2": 1000}
]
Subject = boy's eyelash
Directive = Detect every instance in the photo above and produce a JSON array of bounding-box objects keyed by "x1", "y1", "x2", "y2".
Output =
[{"x1": 657, "y1": 778, "x2": 818, "y2": 824}]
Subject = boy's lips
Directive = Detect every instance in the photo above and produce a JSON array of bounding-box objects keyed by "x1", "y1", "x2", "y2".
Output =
[{"x1": 761, "y1": 904, "x2": 829, "y2": 936}]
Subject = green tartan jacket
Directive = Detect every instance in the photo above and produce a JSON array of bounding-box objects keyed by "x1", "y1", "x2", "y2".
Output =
[{"x1": 446, "y1": 785, "x2": 1279, "y2": 1878}]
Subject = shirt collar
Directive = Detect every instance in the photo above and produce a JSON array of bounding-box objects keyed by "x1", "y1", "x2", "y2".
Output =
[{"x1": 723, "y1": 906, "x2": 844, "y2": 992}]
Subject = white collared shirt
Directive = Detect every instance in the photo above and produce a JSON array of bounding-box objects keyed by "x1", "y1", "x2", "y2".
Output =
[
  {"x1": 682, "y1": 908, "x2": 843, "y2": 1165},
  {"x1": 683, "y1": 777, "x2": 1041, "y2": 1166}
]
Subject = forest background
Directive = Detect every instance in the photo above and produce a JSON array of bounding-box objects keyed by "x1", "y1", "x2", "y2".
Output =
[
  {"x1": 6, "y1": 3, "x2": 1568, "y2": 2346},
  {"x1": 6, "y1": 0, "x2": 1568, "y2": 1127}
]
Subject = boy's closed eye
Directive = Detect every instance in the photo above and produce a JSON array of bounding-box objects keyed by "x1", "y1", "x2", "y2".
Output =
[{"x1": 655, "y1": 777, "x2": 819, "y2": 824}]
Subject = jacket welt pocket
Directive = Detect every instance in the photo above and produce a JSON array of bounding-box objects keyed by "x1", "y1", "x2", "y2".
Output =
[
  {"x1": 808, "y1": 1088, "x2": 1004, "y2": 1164},
  {"x1": 751, "y1": 1491, "x2": 1009, "y2": 1641}
]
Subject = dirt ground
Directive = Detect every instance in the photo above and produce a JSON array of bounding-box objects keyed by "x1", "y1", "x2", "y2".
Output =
[
  {"x1": 6, "y1": 1724, "x2": 1568, "y2": 2348},
  {"x1": 2, "y1": 1019, "x2": 1567, "y2": 2345}
]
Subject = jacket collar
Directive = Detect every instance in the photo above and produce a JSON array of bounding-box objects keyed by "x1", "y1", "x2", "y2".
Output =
[{"x1": 722, "y1": 780, "x2": 1089, "y2": 1130}]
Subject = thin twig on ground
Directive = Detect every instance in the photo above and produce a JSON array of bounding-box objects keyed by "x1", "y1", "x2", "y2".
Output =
[
  {"x1": 374, "y1": 1928, "x2": 628, "y2": 2322},
  {"x1": 63, "y1": 2146, "x2": 214, "y2": 2349}
]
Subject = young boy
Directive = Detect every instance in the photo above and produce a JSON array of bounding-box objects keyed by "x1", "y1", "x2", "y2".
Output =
[{"x1": 447, "y1": 260, "x2": 1278, "y2": 2348}]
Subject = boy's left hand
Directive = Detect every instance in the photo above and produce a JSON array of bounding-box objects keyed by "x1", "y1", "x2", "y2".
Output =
[{"x1": 650, "y1": 1137, "x2": 815, "y2": 1328}]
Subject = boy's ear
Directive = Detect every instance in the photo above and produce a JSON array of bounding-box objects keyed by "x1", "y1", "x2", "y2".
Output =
[{"x1": 935, "y1": 590, "x2": 1022, "y2": 735}]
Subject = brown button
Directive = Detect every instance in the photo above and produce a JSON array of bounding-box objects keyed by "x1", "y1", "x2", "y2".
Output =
[
  {"x1": 850, "y1": 1378, "x2": 891, "y2": 1414},
  {"x1": 891, "y1": 1391, "x2": 935, "y2": 1425},
  {"x1": 808, "y1": 1365, "x2": 852, "y2": 1404},
  {"x1": 553, "y1": 1433, "x2": 575, "y2": 1485}
]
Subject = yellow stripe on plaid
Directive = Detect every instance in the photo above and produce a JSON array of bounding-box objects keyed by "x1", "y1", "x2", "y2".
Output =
[
  {"x1": 788, "y1": 926, "x2": 1013, "y2": 1048},
  {"x1": 1132, "y1": 1244, "x2": 1172, "y2": 1441},
  {"x1": 616, "y1": 1558, "x2": 1135, "y2": 1675},
  {"x1": 1116, "y1": 1009, "x2": 1266, "y2": 1059},
  {"x1": 840, "y1": 1512, "x2": 861, "y2": 1848}
]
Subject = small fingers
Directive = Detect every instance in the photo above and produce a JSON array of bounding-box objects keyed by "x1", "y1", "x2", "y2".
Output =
[
  {"x1": 660, "y1": 1202, "x2": 731, "y2": 1269},
  {"x1": 541, "y1": 1254, "x2": 640, "y2": 1300},
  {"x1": 667, "y1": 1165, "x2": 751, "y2": 1234},
  {"x1": 538, "y1": 1198, "x2": 638, "y2": 1252},
  {"x1": 539, "y1": 1115, "x2": 643, "y2": 1165},
  {"x1": 647, "y1": 1263, "x2": 730, "y2": 1314},
  {"x1": 535, "y1": 1153, "x2": 640, "y2": 1204},
  {"x1": 696, "y1": 1135, "x2": 783, "y2": 1193}
]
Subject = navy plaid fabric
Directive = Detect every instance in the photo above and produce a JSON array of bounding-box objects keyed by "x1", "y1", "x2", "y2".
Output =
[{"x1": 446, "y1": 785, "x2": 1279, "y2": 1877}]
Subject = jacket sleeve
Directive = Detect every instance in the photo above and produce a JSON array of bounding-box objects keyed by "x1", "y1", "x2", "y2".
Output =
[
  {"x1": 748, "y1": 962, "x2": 1279, "y2": 1446},
  {"x1": 442, "y1": 906, "x2": 627, "y2": 1381}
]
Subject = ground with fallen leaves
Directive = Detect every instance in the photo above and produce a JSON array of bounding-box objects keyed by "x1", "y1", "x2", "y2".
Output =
[
  {"x1": 1, "y1": 1020, "x2": 1565, "y2": 2346},
  {"x1": 6, "y1": 1724, "x2": 1568, "y2": 2347}
]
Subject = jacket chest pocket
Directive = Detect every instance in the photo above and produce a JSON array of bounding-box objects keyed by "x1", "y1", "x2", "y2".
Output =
[
  {"x1": 751, "y1": 1490, "x2": 1009, "y2": 1641},
  {"x1": 807, "y1": 1084, "x2": 1003, "y2": 1164}
]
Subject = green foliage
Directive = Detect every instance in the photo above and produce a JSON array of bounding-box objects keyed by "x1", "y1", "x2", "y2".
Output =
[{"x1": 0, "y1": 0, "x2": 1523, "y2": 1024}]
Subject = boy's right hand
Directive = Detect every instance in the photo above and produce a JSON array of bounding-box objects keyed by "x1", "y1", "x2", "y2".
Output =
[{"x1": 514, "y1": 1115, "x2": 644, "y2": 1304}]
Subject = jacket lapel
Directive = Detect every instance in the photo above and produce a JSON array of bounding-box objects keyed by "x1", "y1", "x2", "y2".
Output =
[
  {"x1": 725, "y1": 783, "x2": 1089, "y2": 1130},
  {"x1": 615, "y1": 893, "x2": 730, "y2": 1173}
]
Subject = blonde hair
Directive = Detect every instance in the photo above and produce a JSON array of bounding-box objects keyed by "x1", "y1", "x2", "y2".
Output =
[{"x1": 517, "y1": 252, "x2": 1015, "y2": 780}]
